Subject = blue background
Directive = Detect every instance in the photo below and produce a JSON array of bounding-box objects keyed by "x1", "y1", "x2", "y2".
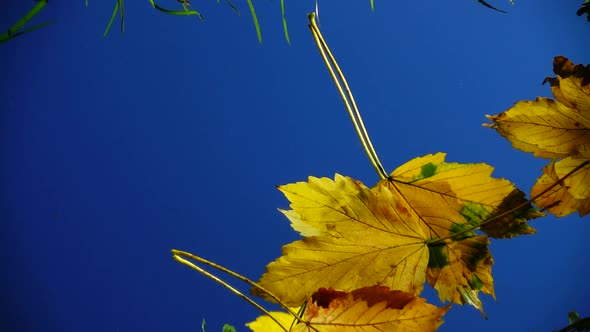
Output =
[{"x1": 1, "y1": 1, "x2": 589, "y2": 331}]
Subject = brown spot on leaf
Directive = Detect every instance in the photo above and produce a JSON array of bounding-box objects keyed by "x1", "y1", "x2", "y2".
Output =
[
  {"x1": 394, "y1": 199, "x2": 410, "y2": 218},
  {"x1": 351, "y1": 285, "x2": 415, "y2": 310},
  {"x1": 312, "y1": 288, "x2": 347, "y2": 308}
]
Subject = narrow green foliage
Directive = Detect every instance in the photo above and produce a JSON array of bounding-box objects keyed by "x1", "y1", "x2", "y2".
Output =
[
  {"x1": 0, "y1": 0, "x2": 54, "y2": 43},
  {"x1": 103, "y1": 0, "x2": 124, "y2": 38},
  {"x1": 280, "y1": 0, "x2": 290, "y2": 44},
  {"x1": 148, "y1": 0, "x2": 204, "y2": 19},
  {"x1": 224, "y1": 0, "x2": 240, "y2": 15},
  {"x1": 476, "y1": 0, "x2": 507, "y2": 13},
  {"x1": 370, "y1": 0, "x2": 375, "y2": 11},
  {"x1": 247, "y1": 0, "x2": 262, "y2": 43}
]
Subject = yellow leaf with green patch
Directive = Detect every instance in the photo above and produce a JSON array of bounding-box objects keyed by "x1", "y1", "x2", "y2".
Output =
[
  {"x1": 255, "y1": 153, "x2": 538, "y2": 313},
  {"x1": 385, "y1": 153, "x2": 542, "y2": 238}
]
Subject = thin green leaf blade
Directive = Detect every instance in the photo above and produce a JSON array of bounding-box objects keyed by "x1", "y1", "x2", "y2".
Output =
[
  {"x1": 247, "y1": 0, "x2": 262, "y2": 43},
  {"x1": 224, "y1": 0, "x2": 240, "y2": 15},
  {"x1": 0, "y1": 0, "x2": 49, "y2": 43},
  {"x1": 281, "y1": 0, "x2": 290, "y2": 44},
  {"x1": 476, "y1": 0, "x2": 506, "y2": 13},
  {"x1": 103, "y1": 1, "x2": 120, "y2": 38},
  {"x1": 149, "y1": 0, "x2": 204, "y2": 19}
]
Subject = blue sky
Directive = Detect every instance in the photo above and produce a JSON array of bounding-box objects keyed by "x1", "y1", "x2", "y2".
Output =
[{"x1": 1, "y1": 1, "x2": 589, "y2": 331}]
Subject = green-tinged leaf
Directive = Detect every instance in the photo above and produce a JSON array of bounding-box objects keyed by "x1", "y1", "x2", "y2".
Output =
[
  {"x1": 388, "y1": 153, "x2": 542, "y2": 238},
  {"x1": 569, "y1": 311, "x2": 582, "y2": 324},
  {"x1": 256, "y1": 172, "x2": 496, "y2": 313},
  {"x1": 558, "y1": 311, "x2": 590, "y2": 332}
]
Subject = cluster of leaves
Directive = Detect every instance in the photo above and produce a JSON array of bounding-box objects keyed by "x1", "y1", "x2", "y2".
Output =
[
  {"x1": 245, "y1": 151, "x2": 544, "y2": 330},
  {"x1": 167, "y1": 18, "x2": 590, "y2": 332},
  {"x1": 241, "y1": 54, "x2": 589, "y2": 332},
  {"x1": 486, "y1": 56, "x2": 590, "y2": 217},
  {"x1": 5, "y1": 1, "x2": 587, "y2": 330}
]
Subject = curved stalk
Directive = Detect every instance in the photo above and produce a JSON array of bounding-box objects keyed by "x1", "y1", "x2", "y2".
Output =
[
  {"x1": 171, "y1": 250, "x2": 304, "y2": 330},
  {"x1": 307, "y1": 13, "x2": 388, "y2": 180}
]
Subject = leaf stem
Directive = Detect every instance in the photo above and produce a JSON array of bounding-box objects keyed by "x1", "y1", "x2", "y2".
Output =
[
  {"x1": 429, "y1": 159, "x2": 590, "y2": 246},
  {"x1": 307, "y1": 13, "x2": 388, "y2": 180},
  {"x1": 171, "y1": 249, "x2": 302, "y2": 330}
]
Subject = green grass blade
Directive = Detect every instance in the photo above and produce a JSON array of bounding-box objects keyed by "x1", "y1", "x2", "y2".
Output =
[
  {"x1": 247, "y1": 0, "x2": 262, "y2": 43},
  {"x1": 119, "y1": 0, "x2": 125, "y2": 32},
  {"x1": 0, "y1": 19, "x2": 55, "y2": 43},
  {"x1": 0, "y1": 0, "x2": 48, "y2": 43},
  {"x1": 149, "y1": 0, "x2": 204, "y2": 19},
  {"x1": 103, "y1": 0, "x2": 119, "y2": 38},
  {"x1": 280, "y1": 0, "x2": 290, "y2": 44},
  {"x1": 224, "y1": 0, "x2": 240, "y2": 15},
  {"x1": 476, "y1": 0, "x2": 507, "y2": 13},
  {"x1": 370, "y1": 0, "x2": 374, "y2": 11}
]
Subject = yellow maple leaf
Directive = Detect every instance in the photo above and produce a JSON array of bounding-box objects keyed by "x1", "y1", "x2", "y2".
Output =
[
  {"x1": 248, "y1": 286, "x2": 449, "y2": 332},
  {"x1": 255, "y1": 154, "x2": 540, "y2": 313},
  {"x1": 246, "y1": 308, "x2": 300, "y2": 332},
  {"x1": 485, "y1": 56, "x2": 590, "y2": 216},
  {"x1": 383, "y1": 153, "x2": 542, "y2": 238},
  {"x1": 531, "y1": 157, "x2": 590, "y2": 217},
  {"x1": 256, "y1": 176, "x2": 429, "y2": 305}
]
